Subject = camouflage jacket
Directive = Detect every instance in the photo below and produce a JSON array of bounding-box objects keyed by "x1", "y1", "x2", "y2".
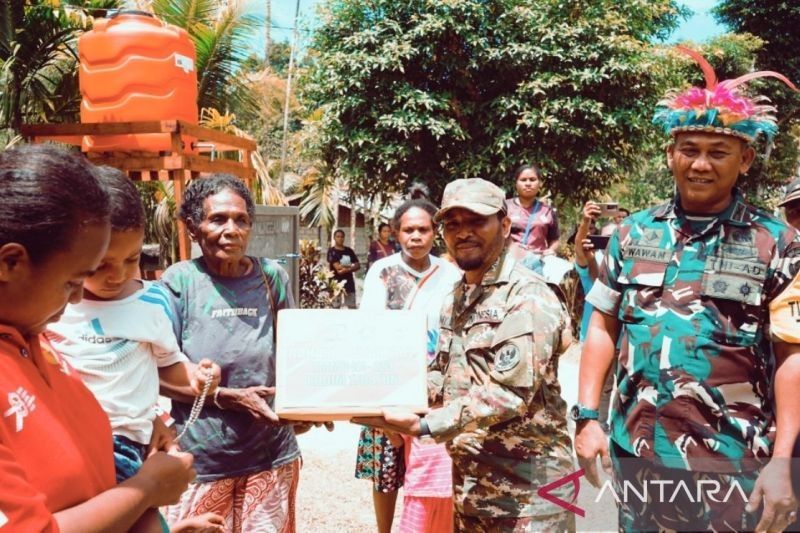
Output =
[
  {"x1": 425, "y1": 249, "x2": 573, "y2": 517},
  {"x1": 587, "y1": 192, "x2": 800, "y2": 473}
]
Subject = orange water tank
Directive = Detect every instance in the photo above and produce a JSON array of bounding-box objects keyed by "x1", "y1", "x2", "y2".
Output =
[{"x1": 78, "y1": 11, "x2": 198, "y2": 152}]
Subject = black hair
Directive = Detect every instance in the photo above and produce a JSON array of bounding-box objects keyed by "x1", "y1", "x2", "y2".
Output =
[
  {"x1": 178, "y1": 173, "x2": 255, "y2": 227},
  {"x1": 0, "y1": 144, "x2": 109, "y2": 263},
  {"x1": 378, "y1": 222, "x2": 390, "y2": 232},
  {"x1": 391, "y1": 199, "x2": 437, "y2": 230},
  {"x1": 93, "y1": 166, "x2": 144, "y2": 231},
  {"x1": 334, "y1": 229, "x2": 345, "y2": 237},
  {"x1": 512, "y1": 163, "x2": 541, "y2": 182}
]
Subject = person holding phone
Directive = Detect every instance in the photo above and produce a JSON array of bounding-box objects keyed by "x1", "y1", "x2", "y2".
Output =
[
  {"x1": 574, "y1": 202, "x2": 614, "y2": 434},
  {"x1": 600, "y1": 205, "x2": 630, "y2": 236},
  {"x1": 505, "y1": 163, "x2": 560, "y2": 255},
  {"x1": 574, "y1": 201, "x2": 602, "y2": 342}
]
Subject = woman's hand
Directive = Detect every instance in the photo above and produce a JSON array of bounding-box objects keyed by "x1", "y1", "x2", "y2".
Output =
[
  {"x1": 129, "y1": 450, "x2": 196, "y2": 507},
  {"x1": 171, "y1": 512, "x2": 225, "y2": 533},
  {"x1": 147, "y1": 415, "x2": 178, "y2": 457},
  {"x1": 190, "y1": 359, "x2": 221, "y2": 396},
  {"x1": 582, "y1": 201, "x2": 601, "y2": 224},
  {"x1": 215, "y1": 386, "x2": 279, "y2": 423},
  {"x1": 291, "y1": 421, "x2": 335, "y2": 435}
]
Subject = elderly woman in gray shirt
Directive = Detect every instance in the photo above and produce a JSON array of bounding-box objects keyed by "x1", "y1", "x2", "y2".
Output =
[{"x1": 160, "y1": 174, "x2": 305, "y2": 532}]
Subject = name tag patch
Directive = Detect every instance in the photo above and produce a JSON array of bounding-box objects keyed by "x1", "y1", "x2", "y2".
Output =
[
  {"x1": 623, "y1": 245, "x2": 671, "y2": 263},
  {"x1": 705, "y1": 256, "x2": 767, "y2": 281}
]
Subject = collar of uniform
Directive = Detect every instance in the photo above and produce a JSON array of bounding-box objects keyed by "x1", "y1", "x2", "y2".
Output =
[
  {"x1": 0, "y1": 324, "x2": 36, "y2": 357},
  {"x1": 0, "y1": 324, "x2": 32, "y2": 353},
  {"x1": 654, "y1": 189, "x2": 750, "y2": 227},
  {"x1": 479, "y1": 248, "x2": 515, "y2": 287}
]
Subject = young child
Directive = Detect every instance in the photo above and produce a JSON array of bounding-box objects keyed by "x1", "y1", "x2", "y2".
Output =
[
  {"x1": 44, "y1": 166, "x2": 222, "y2": 531},
  {"x1": 394, "y1": 433, "x2": 454, "y2": 533}
]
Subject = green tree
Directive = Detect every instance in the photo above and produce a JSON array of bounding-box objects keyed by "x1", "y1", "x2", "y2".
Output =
[
  {"x1": 0, "y1": 1, "x2": 118, "y2": 132},
  {"x1": 267, "y1": 41, "x2": 292, "y2": 77},
  {"x1": 303, "y1": 0, "x2": 686, "y2": 203},
  {"x1": 237, "y1": 44, "x2": 305, "y2": 169},
  {"x1": 713, "y1": 0, "x2": 800, "y2": 193}
]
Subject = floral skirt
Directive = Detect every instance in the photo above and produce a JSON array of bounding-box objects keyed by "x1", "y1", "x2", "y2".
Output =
[{"x1": 354, "y1": 426, "x2": 405, "y2": 492}]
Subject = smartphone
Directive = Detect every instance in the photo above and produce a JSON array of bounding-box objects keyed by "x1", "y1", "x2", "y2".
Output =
[
  {"x1": 588, "y1": 234, "x2": 610, "y2": 250},
  {"x1": 597, "y1": 202, "x2": 619, "y2": 217}
]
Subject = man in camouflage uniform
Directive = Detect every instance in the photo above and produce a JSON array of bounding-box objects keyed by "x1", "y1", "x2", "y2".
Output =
[
  {"x1": 358, "y1": 178, "x2": 575, "y2": 531},
  {"x1": 575, "y1": 47, "x2": 800, "y2": 532}
]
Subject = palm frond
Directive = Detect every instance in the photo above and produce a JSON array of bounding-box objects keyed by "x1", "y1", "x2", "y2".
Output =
[
  {"x1": 150, "y1": 0, "x2": 217, "y2": 34},
  {"x1": 298, "y1": 167, "x2": 341, "y2": 229},
  {"x1": 199, "y1": 107, "x2": 286, "y2": 206}
]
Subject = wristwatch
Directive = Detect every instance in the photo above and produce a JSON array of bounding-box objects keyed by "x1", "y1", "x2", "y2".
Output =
[
  {"x1": 570, "y1": 404, "x2": 600, "y2": 422},
  {"x1": 418, "y1": 418, "x2": 431, "y2": 437}
]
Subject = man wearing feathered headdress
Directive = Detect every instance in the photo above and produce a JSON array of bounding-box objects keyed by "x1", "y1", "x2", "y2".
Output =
[{"x1": 574, "y1": 46, "x2": 800, "y2": 531}]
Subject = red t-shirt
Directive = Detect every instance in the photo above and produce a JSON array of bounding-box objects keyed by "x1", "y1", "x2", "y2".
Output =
[
  {"x1": 505, "y1": 197, "x2": 560, "y2": 252},
  {"x1": 0, "y1": 325, "x2": 115, "y2": 531}
]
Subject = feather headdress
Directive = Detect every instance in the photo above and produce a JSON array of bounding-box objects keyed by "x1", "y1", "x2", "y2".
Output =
[{"x1": 653, "y1": 46, "x2": 798, "y2": 142}]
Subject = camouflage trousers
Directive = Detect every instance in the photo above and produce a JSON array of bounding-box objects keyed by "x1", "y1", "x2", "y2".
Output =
[
  {"x1": 454, "y1": 512, "x2": 575, "y2": 532},
  {"x1": 610, "y1": 441, "x2": 758, "y2": 532}
]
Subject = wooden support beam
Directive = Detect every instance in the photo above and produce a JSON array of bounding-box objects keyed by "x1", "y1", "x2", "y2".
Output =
[
  {"x1": 86, "y1": 155, "x2": 185, "y2": 171},
  {"x1": 21, "y1": 121, "x2": 176, "y2": 136},
  {"x1": 172, "y1": 169, "x2": 191, "y2": 261},
  {"x1": 178, "y1": 121, "x2": 256, "y2": 151},
  {"x1": 22, "y1": 121, "x2": 258, "y2": 262},
  {"x1": 183, "y1": 155, "x2": 256, "y2": 179}
]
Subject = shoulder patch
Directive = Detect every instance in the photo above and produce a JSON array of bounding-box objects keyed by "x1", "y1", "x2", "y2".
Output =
[{"x1": 495, "y1": 344, "x2": 521, "y2": 372}]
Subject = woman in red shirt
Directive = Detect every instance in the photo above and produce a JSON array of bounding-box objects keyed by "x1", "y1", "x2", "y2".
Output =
[
  {"x1": 367, "y1": 222, "x2": 396, "y2": 269},
  {"x1": 0, "y1": 145, "x2": 195, "y2": 532},
  {"x1": 505, "y1": 163, "x2": 560, "y2": 255}
]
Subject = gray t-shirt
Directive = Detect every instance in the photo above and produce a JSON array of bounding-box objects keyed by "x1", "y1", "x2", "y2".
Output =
[{"x1": 160, "y1": 257, "x2": 300, "y2": 481}]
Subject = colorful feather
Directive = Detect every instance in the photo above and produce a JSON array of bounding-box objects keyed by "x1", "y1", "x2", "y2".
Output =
[
  {"x1": 675, "y1": 45, "x2": 718, "y2": 89},
  {"x1": 653, "y1": 47, "x2": 798, "y2": 142},
  {"x1": 721, "y1": 71, "x2": 798, "y2": 92}
]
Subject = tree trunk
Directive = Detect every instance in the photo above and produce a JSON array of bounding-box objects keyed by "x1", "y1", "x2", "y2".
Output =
[{"x1": 350, "y1": 197, "x2": 357, "y2": 250}]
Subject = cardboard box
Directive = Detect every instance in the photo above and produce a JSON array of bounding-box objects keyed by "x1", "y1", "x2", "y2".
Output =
[{"x1": 275, "y1": 309, "x2": 429, "y2": 421}]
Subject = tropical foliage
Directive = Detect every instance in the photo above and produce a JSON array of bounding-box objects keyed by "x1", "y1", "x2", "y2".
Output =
[
  {"x1": 235, "y1": 55, "x2": 305, "y2": 176},
  {"x1": 198, "y1": 107, "x2": 286, "y2": 206},
  {"x1": 298, "y1": 239, "x2": 345, "y2": 309},
  {"x1": 0, "y1": 0, "x2": 115, "y2": 132},
  {"x1": 302, "y1": 0, "x2": 688, "y2": 204},
  {"x1": 713, "y1": 0, "x2": 800, "y2": 196}
]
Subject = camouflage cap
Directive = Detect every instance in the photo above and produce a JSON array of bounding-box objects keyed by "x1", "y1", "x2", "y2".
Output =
[
  {"x1": 779, "y1": 177, "x2": 800, "y2": 207},
  {"x1": 434, "y1": 178, "x2": 506, "y2": 223}
]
